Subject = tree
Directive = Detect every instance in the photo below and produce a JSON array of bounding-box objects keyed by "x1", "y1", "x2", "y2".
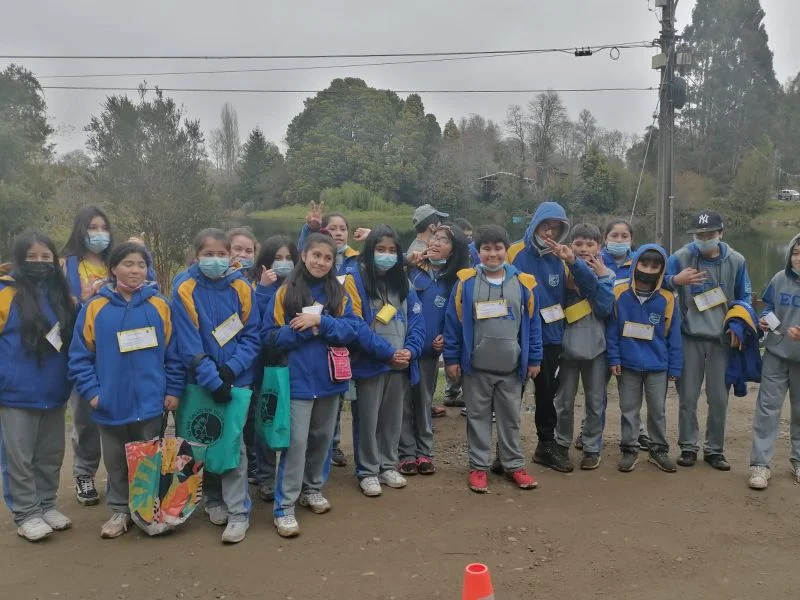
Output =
[
  {"x1": 236, "y1": 127, "x2": 287, "y2": 210},
  {"x1": 527, "y1": 90, "x2": 567, "y2": 177},
  {"x1": 579, "y1": 145, "x2": 617, "y2": 213},
  {"x1": 209, "y1": 102, "x2": 241, "y2": 176},
  {"x1": 731, "y1": 139, "x2": 773, "y2": 215},
  {"x1": 576, "y1": 109, "x2": 597, "y2": 155}
]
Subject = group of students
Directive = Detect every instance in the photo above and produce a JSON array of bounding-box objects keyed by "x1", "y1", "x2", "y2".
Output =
[{"x1": 1, "y1": 200, "x2": 799, "y2": 546}]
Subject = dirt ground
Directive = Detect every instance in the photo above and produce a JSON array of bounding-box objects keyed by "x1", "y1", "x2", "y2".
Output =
[{"x1": 3, "y1": 381, "x2": 800, "y2": 600}]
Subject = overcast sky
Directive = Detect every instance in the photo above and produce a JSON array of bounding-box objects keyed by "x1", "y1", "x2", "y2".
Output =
[{"x1": 2, "y1": 0, "x2": 797, "y2": 156}]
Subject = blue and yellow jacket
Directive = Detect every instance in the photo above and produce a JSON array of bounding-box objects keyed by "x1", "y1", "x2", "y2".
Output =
[
  {"x1": 63, "y1": 254, "x2": 157, "y2": 309},
  {"x1": 443, "y1": 264, "x2": 543, "y2": 381},
  {"x1": 600, "y1": 247, "x2": 633, "y2": 284},
  {"x1": 255, "y1": 281, "x2": 281, "y2": 315},
  {"x1": 0, "y1": 273, "x2": 72, "y2": 409},
  {"x1": 606, "y1": 244, "x2": 683, "y2": 377},
  {"x1": 408, "y1": 265, "x2": 456, "y2": 358},
  {"x1": 343, "y1": 265, "x2": 425, "y2": 385},
  {"x1": 262, "y1": 281, "x2": 361, "y2": 399},
  {"x1": 171, "y1": 264, "x2": 261, "y2": 392},
  {"x1": 467, "y1": 241, "x2": 480, "y2": 266},
  {"x1": 68, "y1": 283, "x2": 184, "y2": 425},
  {"x1": 507, "y1": 201, "x2": 595, "y2": 346},
  {"x1": 298, "y1": 224, "x2": 359, "y2": 275},
  {"x1": 723, "y1": 301, "x2": 762, "y2": 397}
]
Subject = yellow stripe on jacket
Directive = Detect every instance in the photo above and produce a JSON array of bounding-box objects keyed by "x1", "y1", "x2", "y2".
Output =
[
  {"x1": 176, "y1": 278, "x2": 199, "y2": 328},
  {"x1": 147, "y1": 295, "x2": 173, "y2": 344},
  {"x1": 82, "y1": 297, "x2": 111, "y2": 352},
  {"x1": 0, "y1": 285, "x2": 17, "y2": 335},
  {"x1": 232, "y1": 278, "x2": 253, "y2": 324}
]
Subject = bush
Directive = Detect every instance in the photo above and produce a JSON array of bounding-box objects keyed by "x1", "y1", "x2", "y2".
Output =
[{"x1": 318, "y1": 182, "x2": 396, "y2": 212}]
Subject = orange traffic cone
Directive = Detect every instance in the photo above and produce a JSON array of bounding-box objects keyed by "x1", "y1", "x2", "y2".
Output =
[{"x1": 462, "y1": 563, "x2": 495, "y2": 600}]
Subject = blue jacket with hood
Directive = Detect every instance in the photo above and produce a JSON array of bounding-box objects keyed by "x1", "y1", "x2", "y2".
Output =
[
  {"x1": 63, "y1": 254, "x2": 157, "y2": 310},
  {"x1": 467, "y1": 241, "x2": 480, "y2": 266},
  {"x1": 443, "y1": 264, "x2": 543, "y2": 381},
  {"x1": 297, "y1": 224, "x2": 359, "y2": 275},
  {"x1": 723, "y1": 300, "x2": 762, "y2": 396},
  {"x1": 600, "y1": 247, "x2": 633, "y2": 284},
  {"x1": 68, "y1": 283, "x2": 185, "y2": 426},
  {"x1": 0, "y1": 272, "x2": 72, "y2": 409},
  {"x1": 606, "y1": 244, "x2": 683, "y2": 377},
  {"x1": 408, "y1": 265, "x2": 456, "y2": 358},
  {"x1": 507, "y1": 201, "x2": 596, "y2": 346},
  {"x1": 171, "y1": 264, "x2": 261, "y2": 392}
]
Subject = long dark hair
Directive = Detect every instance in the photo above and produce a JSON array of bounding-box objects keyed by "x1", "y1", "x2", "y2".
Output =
[
  {"x1": 433, "y1": 223, "x2": 470, "y2": 286},
  {"x1": 12, "y1": 231, "x2": 75, "y2": 361},
  {"x1": 282, "y1": 233, "x2": 344, "y2": 318},
  {"x1": 107, "y1": 242, "x2": 151, "y2": 284},
  {"x1": 255, "y1": 235, "x2": 299, "y2": 275},
  {"x1": 359, "y1": 225, "x2": 408, "y2": 302},
  {"x1": 62, "y1": 206, "x2": 113, "y2": 260}
]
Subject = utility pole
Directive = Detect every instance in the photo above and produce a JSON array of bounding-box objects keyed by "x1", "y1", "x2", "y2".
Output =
[{"x1": 654, "y1": 0, "x2": 676, "y2": 252}]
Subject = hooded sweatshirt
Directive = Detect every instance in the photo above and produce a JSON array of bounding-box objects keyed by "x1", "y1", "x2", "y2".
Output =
[
  {"x1": 408, "y1": 265, "x2": 456, "y2": 358},
  {"x1": 723, "y1": 300, "x2": 762, "y2": 396},
  {"x1": 561, "y1": 260, "x2": 614, "y2": 361},
  {"x1": 507, "y1": 201, "x2": 595, "y2": 346},
  {"x1": 761, "y1": 232, "x2": 800, "y2": 362},
  {"x1": 606, "y1": 244, "x2": 683, "y2": 377},
  {"x1": 600, "y1": 247, "x2": 633, "y2": 284},
  {"x1": 68, "y1": 283, "x2": 184, "y2": 426},
  {"x1": 63, "y1": 254, "x2": 157, "y2": 309}
]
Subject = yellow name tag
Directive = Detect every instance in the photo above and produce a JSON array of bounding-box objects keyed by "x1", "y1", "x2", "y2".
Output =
[
  {"x1": 622, "y1": 321, "x2": 654, "y2": 340},
  {"x1": 375, "y1": 304, "x2": 397, "y2": 325},
  {"x1": 564, "y1": 299, "x2": 592, "y2": 324},
  {"x1": 117, "y1": 326, "x2": 158, "y2": 353},
  {"x1": 46, "y1": 323, "x2": 63, "y2": 352},
  {"x1": 475, "y1": 299, "x2": 509, "y2": 320},
  {"x1": 693, "y1": 286, "x2": 726, "y2": 312},
  {"x1": 212, "y1": 313, "x2": 244, "y2": 347},
  {"x1": 540, "y1": 304, "x2": 565, "y2": 324}
]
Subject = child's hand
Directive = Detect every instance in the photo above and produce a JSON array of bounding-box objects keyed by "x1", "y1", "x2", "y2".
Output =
[
  {"x1": 431, "y1": 335, "x2": 444, "y2": 353},
  {"x1": 164, "y1": 395, "x2": 179, "y2": 411},
  {"x1": 728, "y1": 330, "x2": 742, "y2": 350},
  {"x1": 543, "y1": 237, "x2": 575, "y2": 264},
  {"x1": 391, "y1": 351, "x2": 410, "y2": 367},
  {"x1": 758, "y1": 318, "x2": 771, "y2": 332},
  {"x1": 788, "y1": 326, "x2": 800, "y2": 342},
  {"x1": 89, "y1": 396, "x2": 99, "y2": 409},
  {"x1": 586, "y1": 255, "x2": 613, "y2": 278},
  {"x1": 673, "y1": 268, "x2": 707, "y2": 286},
  {"x1": 445, "y1": 364, "x2": 461, "y2": 380},
  {"x1": 306, "y1": 200, "x2": 323, "y2": 231},
  {"x1": 290, "y1": 313, "x2": 321, "y2": 332},
  {"x1": 260, "y1": 266, "x2": 278, "y2": 286},
  {"x1": 353, "y1": 227, "x2": 371, "y2": 242},
  {"x1": 527, "y1": 365, "x2": 540, "y2": 380},
  {"x1": 406, "y1": 251, "x2": 424, "y2": 267},
  {"x1": 610, "y1": 365, "x2": 622, "y2": 376}
]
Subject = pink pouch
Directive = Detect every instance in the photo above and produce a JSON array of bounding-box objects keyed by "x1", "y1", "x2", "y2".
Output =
[{"x1": 328, "y1": 347, "x2": 352, "y2": 382}]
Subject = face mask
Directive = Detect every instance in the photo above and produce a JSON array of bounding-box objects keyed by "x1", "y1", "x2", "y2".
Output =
[
  {"x1": 116, "y1": 280, "x2": 144, "y2": 294},
  {"x1": 238, "y1": 258, "x2": 254, "y2": 270},
  {"x1": 429, "y1": 257, "x2": 447, "y2": 267},
  {"x1": 693, "y1": 236, "x2": 720, "y2": 253},
  {"x1": 20, "y1": 261, "x2": 55, "y2": 282},
  {"x1": 374, "y1": 252, "x2": 398, "y2": 272},
  {"x1": 634, "y1": 270, "x2": 660, "y2": 286},
  {"x1": 337, "y1": 245, "x2": 348, "y2": 255},
  {"x1": 85, "y1": 232, "x2": 110, "y2": 254},
  {"x1": 605, "y1": 242, "x2": 631, "y2": 257},
  {"x1": 272, "y1": 260, "x2": 294, "y2": 278},
  {"x1": 534, "y1": 234, "x2": 549, "y2": 248},
  {"x1": 481, "y1": 262, "x2": 505, "y2": 274},
  {"x1": 198, "y1": 257, "x2": 230, "y2": 279}
]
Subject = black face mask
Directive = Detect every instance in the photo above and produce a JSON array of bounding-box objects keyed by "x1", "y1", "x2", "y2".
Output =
[
  {"x1": 634, "y1": 270, "x2": 660, "y2": 286},
  {"x1": 20, "y1": 261, "x2": 55, "y2": 283}
]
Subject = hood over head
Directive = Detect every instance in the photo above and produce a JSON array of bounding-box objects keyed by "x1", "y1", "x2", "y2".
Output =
[
  {"x1": 524, "y1": 201, "x2": 569, "y2": 251},
  {"x1": 630, "y1": 243, "x2": 668, "y2": 294}
]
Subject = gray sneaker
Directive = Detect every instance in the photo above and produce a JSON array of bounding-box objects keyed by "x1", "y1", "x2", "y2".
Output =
[
  {"x1": 580, "y1": 453, "x2": 601, "y2": 470},
  {"x1": 221, "y1": 520, "x2": 249, "y2": 544},
  {"x1": 258, "y1": 482, "x2": 274, "y2": 502},
  {"x1": 648, "y1": 450, "x2": 677, "y2": 473},
  {"x1": 205, "y1": 505, "x2": 228, "y2": 526},
  {"x1": 617, "y1": 450, "x2": 639, "y2": 472}
]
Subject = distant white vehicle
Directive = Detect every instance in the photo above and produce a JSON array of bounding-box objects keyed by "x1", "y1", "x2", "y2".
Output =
[{"x1": 778, "y1": 189, "x2": 800, "y2": 201}]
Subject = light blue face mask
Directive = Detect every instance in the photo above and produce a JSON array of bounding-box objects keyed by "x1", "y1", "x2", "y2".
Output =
[
  {"x1": 605, "y1": 241, "x2": 631, "y2": 257},
  {"x1": 337, "y1": 244, "x2": 348, "y2": 255},
  {"x1": 693, "y1": 235, "x2": 720, "y2": 253},
  {"x1": 85, "y1": 232, "x2": 110, "y2": 254},
  {"x1": 272, "y1": 260, "x2": 294, "y2": 278},
  {"x1": 374, "y1": 252, "x2": 398, "y2": 272},
  {"x1": 198, "y1": 257, "x2": 230, "y2": 279},
  {"x1": 238, "y1": 258, "x2": 254, "y2": 270},
  {"x1": 429, "y1": 257, "x2": 448, "y2": 267},
  {"x1": 481, "y1": 262, "x2": 506, "y2": 274}
]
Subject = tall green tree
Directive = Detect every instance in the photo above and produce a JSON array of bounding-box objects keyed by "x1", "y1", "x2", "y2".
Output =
[
  {"x1": 236, "y1": 127, "x2": 287, "y2": 210},
  {"x1": 731, "y1": 138, "x2": 773, "y2": 215},
  {"x1": 579, "y1": 145, "x2": 617, "y2": 213}
]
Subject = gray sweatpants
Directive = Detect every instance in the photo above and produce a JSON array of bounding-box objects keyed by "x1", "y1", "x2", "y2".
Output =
[
  {"x1": 70, "y1": 391, "x2": 102, "y2": 478},
  {"x1": 618, "y1": 369, "x2": 669, "y2": 452},
  {"x1": 464, "y1": 369, "x2": 524, "y2": 471},
  {"x1": 203, "y1": 440, "x2": 251, "y2": 523},
  {"x1": 255, "y1": 439, "x2": 277, "y2": 489},
  {"x1": 353, "y1": 371, "x2": 408, "y2": 478},
  {"x1": 399, "y1": 357, "x2": 437, "y2": 461},
  {"x1": 273, "y1": 396, "x2": 338, "y2": 518},
  {"x1": 750, "y1": 351, "x2": 800, "y2": 468},
  {"x1": 678, "y1": 336, "x2": 730, "y2": 456},
  {"x1": 0, "y1": 406, "x2": 66, "y2": 526},
  {"x1": 98, "y1": 416, "x2": 162, "y2": 515},
  {"x1": 555, "y1": 354, "x2": 607, "y2": 454}
]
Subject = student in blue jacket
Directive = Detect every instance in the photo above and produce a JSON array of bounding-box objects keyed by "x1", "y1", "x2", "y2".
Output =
[
  {"x1": 343, "y1": 226, "x2": 425, "y2": 498},
  {"x1": 171, "y1": 229, "x2": 261, "y2": 545},
  {"x1": 0, "y1": 232, "x2": 75, "y2": 542},
  {"x1": 263, "y1": 233, "x2": 361, "y2": 538},
  {"x1": 399, "y1": 223, "x2": 470, "y2": 476},
  {"x1": 69, "y1": 242, "x2": 184, "y2": 539},
  {"x1": 600, "y1": 219, "x2": 634, "y2": 284}
]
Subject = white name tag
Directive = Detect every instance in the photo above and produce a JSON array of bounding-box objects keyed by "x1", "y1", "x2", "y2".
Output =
[
  {"x1": 475, "y1": 300, "x2": 509, "y2": 320},
  {"x1": 302, "y1": 303, "x2": 324, "y2": 315},
  {"x1": 336, "y1": 275, "x2": 346, "y2": 285},
  {"x1": 212, "y1": 313, "x2": 244, "y2": 347},
  {"x1": 46, "y1": 323, "x2": 63, "y2": 352},
  {"x1": 693, "y1": 286, "x2": 727, "y2": 312},
  {"x1": 622, "y1": 321, "x2": 655, "y2": 340},
  {"x1": 117, "y1": 326, "x2": 158, "y2": 353},
  {"x1": 763, "y1": 311, "x2": 781, "y2": 331},
  {"x1": 540, "y1": 304, "x2": 565, "y2": 324}
]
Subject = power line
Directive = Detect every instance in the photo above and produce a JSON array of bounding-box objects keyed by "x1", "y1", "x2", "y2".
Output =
[{"x1": 39, "y1": 85, "x2": 657, "y2": 94}]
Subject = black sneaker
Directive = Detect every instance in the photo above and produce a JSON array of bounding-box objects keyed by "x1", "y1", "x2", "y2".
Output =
[
  {"x1": 617, "y1": 451, "x2": 639, "y2": 472},
  {"x1": 704, "y1": 454, "x2": 731, "y2": 471},
  {"x1": 638, "y1": 434, "x2": 651, "y2": 452},
  {"x1": 443, "y1": 394, "x2": 465, "y2": 408},
  {"x1": 533, "y1": 442, "x2": 574, "y2": 473},
  {"x1": 490, "y1": 457, "x2": 504, "y2": 475},
  {"x1": 574, "y1": 434, "x2": 584, "y2": 451},
  {"x1": 75, "y1": 476, "x2": 99, "y2": 506},
  {"x1": 580, "y1": 452, "x2": 601, "y2": 470},
  {"x1": 677, "y1": 451, "x2": 697, "y2": 467},
  {"x1": 648, "y1": 450, "x2": 677, "y2": 473},
  {"x1": 331, "y1": 447, "x2": 347, "y2": 467}
]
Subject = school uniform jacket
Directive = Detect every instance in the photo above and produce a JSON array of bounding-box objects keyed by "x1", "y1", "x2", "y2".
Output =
[
  {"x1": 761, "y1": 232, "x2": 800, "y2": 363},
  {"x1": 408, "y1": 265, "x2": 456, "y2": 358},
  {"x1": 562, "y1": 263, "x2": 614, "y2": 362},
  {"x1": 723, "y1": 301, "x2": 762, "y2": 396},
  {"x1": 63, "y1": 254, "x2": 157, "y2": 309},
  {"x1": 297, "y1": 224, "x2": 359, "y2": 275},
  {"x1": 600, "y1": 247, "x2": 633, "y2": 284}
]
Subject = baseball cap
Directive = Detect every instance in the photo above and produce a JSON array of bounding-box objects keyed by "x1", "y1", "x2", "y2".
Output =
[
  {"x1": 686, "y1": 210, "x2": 723, "y2": 234},
  {"x1": 412, "y1": 204, "x2": 449, "y2": 226}
]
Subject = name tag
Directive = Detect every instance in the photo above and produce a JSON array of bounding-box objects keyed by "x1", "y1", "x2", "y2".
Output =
[
  {"x1": 622, "y1": 321, "x2": 654, "y2": 340},
  {"x1": 46, "y1": 323, "x2": 63, "y2": 352},
  {"x1": 763, "y1": 311, "x2": 781, "y2": 331},
  {"x1": 117, "y1": 326, "x2": 158, "y2": 353},
  {"x1": 540, "y1": 304, "x2": 565, "y2": 324},
  {"x1": 212, "y1": 313, "x2": 244, "y2": 347},
  {"x1": 693, "y1": 286, "x2": 727, "y2": 312},
  {"x1": 375, "y1": 304, "x2": 397, "y2": 325},
  {"x1": 565, "y1": 299, "x2": 592, "y2": 324},
  {"x1": 475, "y1": 300, "x2": 509, "y2": 320},
  {"x1": 336, "y1": 275, "x2": 346, "y2": 285}
]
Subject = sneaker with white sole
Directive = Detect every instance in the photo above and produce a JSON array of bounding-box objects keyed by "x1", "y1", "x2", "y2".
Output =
[
  {"x1": 359, "y1": 476, "x2": 382, "y2": 497},
  {"x1": 274, "y1": 515, "x2": 301, "y2": 538},
  {"x1": 100, "y1": 512, "x2": 132, "y2": 539},
  {"x1": 299, "y1": 492, "x2": 331, "y2": 514},
  {"x1": 748, "y1": 466, "x2": 771, "y2": 490},
  {"x1": 378, "y1": 469, "x2": 407, "y2": 489},
  {"x1": 74, "y1": 475, "x2": 99, "y2": 506},
  {"x1": 42, "y1": 509, "x2": 72, "y2": 531},
  {"x1": 221, "y1": 520, "x2": 249, "y2": 544},
  {"x1": 17, "y1": 517, "x2": 53, "y2": 542},
  {"x1": 205, "y1": 505, "x2": 228, "y2": 526},
  {"x1": 791, "y1": 463, "x2": 800, "y2": 484}
]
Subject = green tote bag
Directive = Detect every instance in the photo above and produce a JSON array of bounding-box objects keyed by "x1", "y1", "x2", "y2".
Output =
[{"x1": 256, "y1": 366, "x2": 291, "y2": 450}]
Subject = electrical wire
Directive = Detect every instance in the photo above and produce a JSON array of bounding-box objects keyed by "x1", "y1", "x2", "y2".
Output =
[{"x1": 39, "y1": 85, "x2": 658, "y2": 94}]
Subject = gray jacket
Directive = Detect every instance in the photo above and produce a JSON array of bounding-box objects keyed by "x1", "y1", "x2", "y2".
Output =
[{"x1": 763, "y1": 233, "x2": 800, "y2": 362}]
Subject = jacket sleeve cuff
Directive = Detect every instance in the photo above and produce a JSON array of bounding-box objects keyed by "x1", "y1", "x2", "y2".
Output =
[
  {"x1": 82, "y1": 385, "x2": 100, "y2": 403},
  {"x1": 225, "y1": 358, "x2": 245, "y2": 378},
  {"x1": 166, "y1": 384, "x2": 185, "y2": 397}
]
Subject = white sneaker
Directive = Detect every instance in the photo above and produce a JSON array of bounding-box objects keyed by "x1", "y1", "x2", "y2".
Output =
[
  {"x1": 42, "y1": 509, "x2": 72, "y2": 531},
  {"x1": 359, "y1": 476, "x2": 382, "y2": 497},
  {"x1": 205, "y1": 505, "x2": 229, "y2": 526},
  {"x1": 748, "y1": 466, "x2": 771, "y2": 490},
  {"x1": 221, "y1": 520, "x2": 249, "y2": 544},
  {"x1": 378, "y1": 469, "x2": 407, "y2": 489},
  {"x1": 100, "y1": 512, "x2": 132, "y2": 539},
  {"x1": 299, "y1": 492, "x2": 331, "y2": 514},
  {"x1": 17, "y1": 517, "x2": 53, "y2": 542},
  {"x1": 274, "y1": 515, "x2": 301, "y2": 538}
]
